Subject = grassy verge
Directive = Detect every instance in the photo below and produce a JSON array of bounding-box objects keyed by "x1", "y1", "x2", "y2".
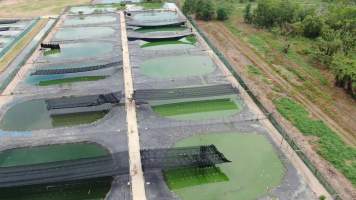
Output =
[
  {"x1": 38, "y1": 76, "x2": 107, "y2": 86},
  {"x1": 152, "y1": 99, "x2": 238, "y2": 116},
  {"x1": 51, "y1": 111, "x2": 108, "y2": 127},
  {"x1": 274, "y1": 98, "x2": 356, "y2": 185},
  {"x1": 0, "y1": 0, "x2": 91, "y2": 17},
  {"x1": 164, "y1": 167, "x2": 229, "y2": 190},
  {"x1": 0, "y1": 19, "x2": 48, "y2": 72}
]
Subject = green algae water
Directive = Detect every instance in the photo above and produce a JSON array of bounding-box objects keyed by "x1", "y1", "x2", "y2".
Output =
[
  {"x1": 0, "y1": 99, "x2": 108, "y2": 131},
  {"x1": 0, "y1": 143, "x2": 108, "y2": 167},
  {"x1": 43, "y1": 42, "x2": 113, "y2": 61},
  {"x1": 0, "y1": 143, "x2": 111, "y2": 200},
  {"x1": 140, "y1": 55, "x2": 215, "y2": 78},
  {"x1": 152, "y1": 98, "x2": 241, "y2": 120},
  {"x1": 135, "y1": 26, "x2": 187, "y2": 33},
  {"x1": 140, "y1": 37, "x2": 196, "y2": 50},
  {"x1": 164, "y1": 133, "x2": 285, "y2": 200},
  {"x1": 131, "y1": 11, "x2": 179, "y2": 22},
  {"x1": 63, "y1": 15, "x2": 116, "y2": 26},
  {"x1": 54, "y1": 27, "x2": 115, "y2": 40}
]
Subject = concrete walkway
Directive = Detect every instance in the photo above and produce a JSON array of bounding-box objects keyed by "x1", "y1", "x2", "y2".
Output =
[{"x1": 119, "y1": 11, "x2": 147, "y2": 200}]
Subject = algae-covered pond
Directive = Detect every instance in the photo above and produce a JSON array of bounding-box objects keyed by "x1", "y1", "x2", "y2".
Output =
[
  {"x1": 0, "y1": 99, "x2": 108, "y2": 131},
  {"x1": 0, "y1": 142, "x2": 108, "y2": 167},
  {"x1": 43, "y1": 42, "x2": 113, "y2": 61},
  {"x1": 63, "y1": 15, "x2": 116, "y2": 26},
  {"x1": 140, "y1": 36, "x2": 197, "y2": 50},
  {"x1": 0, "y1": 143, "x2": 112, "y2": 200},
  {"x1": 140, "y1": 55, "x2": 215, "y2": 78},
  {"x1": 27, "y1": 73, "x2": 107, "y2": 86},
  {"x1": 54, "y1": 27, "x2": 115, "y2": 40},
  {"x1": 164, "y1": 133, "x2": 285, "y2": 200},
  {"x1": 131, "y1": 11, "x2": 179, "y2": 22},
  {"x1": 152, "y1": 98, "x2": 241, "y2": 120}
]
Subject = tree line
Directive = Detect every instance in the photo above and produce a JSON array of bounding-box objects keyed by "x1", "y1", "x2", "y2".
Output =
[
  {"x1": 243, "y1": 0, "x2": 355, "y2": 98},
  {"x1": 182, "y1": 0, "x2": 232, "y2": 21}
]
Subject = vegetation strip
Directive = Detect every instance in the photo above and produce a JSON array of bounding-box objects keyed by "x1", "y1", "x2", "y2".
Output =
[
  {"x1": 274, "y1": 98, "x2": 356, "y2": 185},
  {"x1": 0, "y1": 19, "x2": 48, "y2": 72},
  {"x1": 152, "y1": 99, "x2": 238, "y2": 116}
]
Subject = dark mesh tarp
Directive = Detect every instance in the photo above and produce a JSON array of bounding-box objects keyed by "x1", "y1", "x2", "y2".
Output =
[
  {"x1": 31, "y1": 61, "x2": 122, "y2": 75},
  {"x1": 134, "y1": 84, "x2": 238, "y2": 102},
  {"x1": 0, "y1": 20, "x2": 19, "y2": 24},
  {"x1": 46, "y1": 93, "x2": 122, "y2": 110},
  {"x1": 0, "y1": 27, "x2": 10, "y2": 32},
  {"x1": 0, "y1": 145, "x2": 230, "y2": 188}
]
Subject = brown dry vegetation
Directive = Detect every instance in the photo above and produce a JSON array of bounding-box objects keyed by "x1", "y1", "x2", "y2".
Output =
[{"x1": 0, "y1": 0, "x2": 91, "y2": 18}]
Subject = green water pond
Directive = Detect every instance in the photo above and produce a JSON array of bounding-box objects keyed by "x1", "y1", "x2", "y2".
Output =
[
  {"x1": 63, "y1": 15, "x2": 116, "y2": 26},
  {"x1": 54, "y1": 27, "x2": 115, "y2": 40},
  {"x1": 140, "y1": 55, "x2": 215, "y2": 78},
  {"x1": 0, "y1": 99, "x2": 108, "y2": 131},
  {"x1": 152, "y1": 98, "x2": 241, "y2": 120},
  {"x1": 0, "y1": 143, "x2": 111, "y2": 200},
  {"x1": 43, "y1": 42, "x2": 113, "y2": 61},
  {"x1": 165, "y1": 133, "x2": 285, "y2": 200}
]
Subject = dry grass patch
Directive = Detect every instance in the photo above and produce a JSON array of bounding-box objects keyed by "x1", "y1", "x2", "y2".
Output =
[{"x1": 0, "y1": 0, "x2": 91, "y2": 18}]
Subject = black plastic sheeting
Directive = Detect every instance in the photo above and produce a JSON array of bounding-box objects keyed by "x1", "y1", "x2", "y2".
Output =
[
  {"x1": 46, "y1": 93, "x2": 122, "y2": 110},
  {"x1": 134, "y1": 84, "x2": 238, "y2": 102},
  {"x1": 0, "y1": 145, "x2": 230, "y2": 188},
  {"x1": 0, "y1": 27, "x2": 10, "y2": 32},
  {"x1": 40, "y1": 43, "x2": 60, "y2": 50},
  {"x1": 0, "y1": 20, "x2": 19, "y2": 25},
  {"x1": 31, "y1": 61, "x2": 122, "y2": 75}
]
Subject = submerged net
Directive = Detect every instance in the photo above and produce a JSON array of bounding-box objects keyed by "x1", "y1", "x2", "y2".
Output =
[{"x1": 31, "y1": 61, "x2": 122, "y2": 75}]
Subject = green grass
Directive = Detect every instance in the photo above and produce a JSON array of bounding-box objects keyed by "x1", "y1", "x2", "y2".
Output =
[
  {"x1": 164, "y1": 133, "x2": 285, "y2": 200},
  {"x1": 152, "y1": 99, "x2": 238, "y2": 117},
  {"x1": 274, "y1": 98, "x2": 356, "y2": 185},
  {"x1": 247, "y1": 64, "x2": 262, "y2": 76},
  {"x1": 164, "y1": 167, "x2": 229, "y2": 190},
  {"x1": 0, "y1": 143, "x2": 108, "y2": 167},
  {"x1": 38, "y1": 76, "x2": 107, "y2": 86},
  {"x1": 51, "y1": 111, "x2": 108, "y2": 127}
]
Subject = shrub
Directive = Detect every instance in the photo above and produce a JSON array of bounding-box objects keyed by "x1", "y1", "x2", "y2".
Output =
[{"x1": 302, "y1": 15, "x2": 323, "y2": 38}]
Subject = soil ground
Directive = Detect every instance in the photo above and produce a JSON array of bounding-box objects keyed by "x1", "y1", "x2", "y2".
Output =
[
  {"x1": 196, "y1": 19, "x2": 356, "y2": 200},
  {"x1": 0, "y1": 0, "x2": 91, "y2": 18}
]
